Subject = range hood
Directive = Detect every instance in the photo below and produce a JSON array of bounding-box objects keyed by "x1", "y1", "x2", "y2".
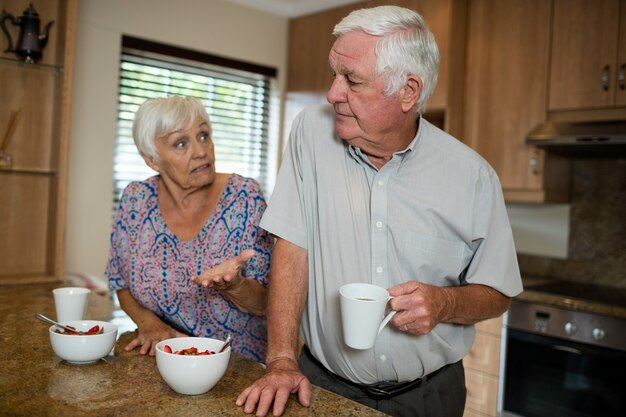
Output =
[{"x1": 526, "y1": 120, "x2": 626, "y2": 156}]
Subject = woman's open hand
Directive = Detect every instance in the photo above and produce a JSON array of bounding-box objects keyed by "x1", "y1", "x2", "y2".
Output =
[{"x1": 191, "y1": 249, "x2": 256, "y2": 290}]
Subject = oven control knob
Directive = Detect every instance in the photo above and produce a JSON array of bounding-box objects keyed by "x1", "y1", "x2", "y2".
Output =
[
  {"x1": 564, "y1": 322, "x2": 577, "y2": 335},
  {"x1": 592, "y1": 327, "x2": 605, "y2": 341}
]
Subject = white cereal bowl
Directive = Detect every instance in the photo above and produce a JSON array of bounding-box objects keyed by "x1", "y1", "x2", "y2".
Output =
[
  {"x1": 156, "y1": 337, "x2": 230, "y2": 395},
  {"x1": 49, "y1": 320, "x2": 118, "y2": 364}
]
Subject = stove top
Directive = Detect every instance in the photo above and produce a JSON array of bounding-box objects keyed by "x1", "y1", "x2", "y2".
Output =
[{"x1": 526, "y1": 281, "x2": 626, "y2": 308}]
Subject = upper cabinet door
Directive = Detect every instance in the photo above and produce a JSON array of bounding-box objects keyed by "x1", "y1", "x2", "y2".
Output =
[
  {"x1": 615, "y1": 1, "x2": 626, "y2": 105},
  {"x1": 549, "y1": 0, "x2": 620, "y2": 110},
  {"x1": 287, "y1": 0, "x2": 465, "y2": 109},
  {"x1": 463, "y1": 0, "x2": 560, "y2": 197}
]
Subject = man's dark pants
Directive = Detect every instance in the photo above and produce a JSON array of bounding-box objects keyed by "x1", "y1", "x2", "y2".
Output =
[{"x1": 299, "y1": 347, "x2": 466, "y2": 417}]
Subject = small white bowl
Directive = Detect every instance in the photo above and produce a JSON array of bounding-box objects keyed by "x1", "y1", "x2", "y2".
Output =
[
  {"x1": 49, "y1": 320, "x2": 118, "y2": 364},
  {"x1": 156, "y1": 337, "x2": 230, "y2": 395}
]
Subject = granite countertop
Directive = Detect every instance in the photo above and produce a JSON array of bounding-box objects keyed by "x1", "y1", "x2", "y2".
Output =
[
  {"x1": 517, "y1": 277, "x2": 626, "y2": 320},
  {"x1": 0, "y1": 283, "x2": 387, "y2": 417}
]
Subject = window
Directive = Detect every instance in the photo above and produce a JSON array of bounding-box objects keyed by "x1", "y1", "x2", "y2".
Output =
[{"x1": 113, "y1": 36, "x2": 278, "y2": 211}]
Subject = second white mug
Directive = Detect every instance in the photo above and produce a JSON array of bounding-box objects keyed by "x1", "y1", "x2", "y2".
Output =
[
  {"x1": 340, "y1": 283, "x2": 396, "y2": 350},
  {"x1": 53, "y1": 287, "x2": 90, "y2": 322}
]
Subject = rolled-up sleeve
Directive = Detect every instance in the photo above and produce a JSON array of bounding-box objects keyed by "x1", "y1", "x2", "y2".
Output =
[
  {"x1": 260, "y1": 112, "x2": 308, "y2": 249},
  {"x1": 464, "y1": 166, "x2": 523, "y2": 297}
]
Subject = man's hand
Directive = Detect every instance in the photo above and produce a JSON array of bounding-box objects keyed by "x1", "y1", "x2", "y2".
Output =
[
  {"x1": 387, "y1": 281, "x2": 453, "y2": 334},
  {"x1": 236, "y1": 358, "x2": 312, "y2": 417},
  {"x1": 388, "y1": 281, "x2": 510, "y2": 332}
]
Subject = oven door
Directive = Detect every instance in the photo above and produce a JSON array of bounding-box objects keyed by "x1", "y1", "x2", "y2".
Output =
[{"x1": 502, "y1": 328, "x2": 626, "y2": 417}]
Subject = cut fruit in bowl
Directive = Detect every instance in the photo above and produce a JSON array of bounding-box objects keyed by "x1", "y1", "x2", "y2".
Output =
[{"x1": 156, "y1": 336, "x2": 230, "y2": 395}]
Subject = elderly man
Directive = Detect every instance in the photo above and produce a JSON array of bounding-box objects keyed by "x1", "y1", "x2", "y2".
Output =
[{"x1": 237, "y1": 5, "x2": 522, "y2": 417}]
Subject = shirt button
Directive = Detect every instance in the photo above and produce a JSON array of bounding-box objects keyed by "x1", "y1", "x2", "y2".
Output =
[
  {"x1": 379, "y1": 354, "x2": 387, "y2": 362},
  {"x1": 376, "y1": 221, "x2": 383, "y2": 228},
  {"x1": 378, "y1": 180, "x2": 384, "y2": 186},
  {"x1": 376, "y1": 266, "x2": 383, "y2": 274}
]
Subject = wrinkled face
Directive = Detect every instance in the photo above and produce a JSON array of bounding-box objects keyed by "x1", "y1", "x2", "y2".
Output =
[
  {"x1": 146, "y1": 119, "x2": 216, "y2": 190},
  {"x1": 327, "y1": 31, "x2": 407, "y2": 157}
]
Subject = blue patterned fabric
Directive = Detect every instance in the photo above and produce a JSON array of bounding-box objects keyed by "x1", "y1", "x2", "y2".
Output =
[{"x1": 105, "y1": 174, "x2": 272, "y2": 361}]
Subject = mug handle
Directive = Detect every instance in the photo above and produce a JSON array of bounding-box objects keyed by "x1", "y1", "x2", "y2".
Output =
[
  {"x1": 377, "y1": 309, "x2": 397, "y2": 335},
  {"x1": 377, "y1": 295, "x2": 396, "y2": 335}
]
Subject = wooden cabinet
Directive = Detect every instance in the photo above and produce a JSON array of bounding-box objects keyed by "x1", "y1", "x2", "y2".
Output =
[
  {"x1": 463, "y1": 316, "x2": 503, "y2": 417},
  {"x1": 549, "y1": 0, "x2": 626, "y2": 111},
  {"x1": 286, "y1": 0, "x2": 468, "y2": 136},
  {"x1": 618, "y1": 1, "x2": 626, "y2": 107},
  {"x1": 0, "y1": 0, "x2": 76, "y2": 284},
  {"x1": 462, "y1": 407, "x2": 491, "y2": 417},
  {"x1": 462, "y1": 0, "x2": 571, "y2": 203}
]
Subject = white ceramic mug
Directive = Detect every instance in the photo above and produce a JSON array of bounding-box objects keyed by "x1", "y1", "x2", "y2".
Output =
[
  {"x1": 340, "y1": 283, "x2": 396, "y2": 350},
  {"x1": 53, "y1": 287, "x2": 90, "y2": 322}
]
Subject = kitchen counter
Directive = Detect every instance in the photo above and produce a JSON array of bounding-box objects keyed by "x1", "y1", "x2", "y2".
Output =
[
  {"x1": 518, "y1": 276, "x2": 626, "y2": 320},
  {"x1": 0, "y1": 283, "x2": 387, "y2": 417}
]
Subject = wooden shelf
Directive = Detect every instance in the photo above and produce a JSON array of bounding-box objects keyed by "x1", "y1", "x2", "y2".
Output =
[
  {"x1": 0, "y1": 167, "x2": 59, "y2": 176},
  {"x1": 0, "y1": 0, "x2": 76, "y2": 285},
  {"x1": 0, "y1": 56, "x2": 63, "y2": 74}
]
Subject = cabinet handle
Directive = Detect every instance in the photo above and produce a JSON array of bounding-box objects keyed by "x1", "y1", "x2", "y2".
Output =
[
  {"x1": 528, "y1": 148, "x2": 542, "y2": 175},
  {"x1": 602, "y1": 65, "x2": 610, "y2": 91},
  {"x1": 529, "y1": 150, "x2": 540, "y2": 175},
  {"x1": 619, "y1": 64, "x2": 626, "y2": 90}
]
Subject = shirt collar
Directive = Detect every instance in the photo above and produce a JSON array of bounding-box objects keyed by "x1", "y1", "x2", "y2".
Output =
[{"x1": 348, "y1": 114, "x2": 422, "y2": 166}]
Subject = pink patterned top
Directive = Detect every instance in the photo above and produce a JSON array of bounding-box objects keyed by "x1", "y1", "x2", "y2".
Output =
[{"x1": 105, "y1": 174, "x2": 272, "y2": 362}]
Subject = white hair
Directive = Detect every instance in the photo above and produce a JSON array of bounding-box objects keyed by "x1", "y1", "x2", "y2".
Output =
[
  {"x1": 333, "y1": 5, "x2": 440, "y2": 113},
  {"x1": 132, "y1": 96, "x2": 211, "y2": 161}
]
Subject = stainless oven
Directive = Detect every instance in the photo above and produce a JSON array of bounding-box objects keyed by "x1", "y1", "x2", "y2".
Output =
[{"x1": 499, "y1": 286, "x2": 626, "y2": 417}]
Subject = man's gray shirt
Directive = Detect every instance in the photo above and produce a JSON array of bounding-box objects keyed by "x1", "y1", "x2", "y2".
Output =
[{"x1": 261, "y1": 104, "x2": 522, "y2": 384}]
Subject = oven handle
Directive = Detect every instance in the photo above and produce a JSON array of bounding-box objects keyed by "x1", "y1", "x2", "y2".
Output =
[
  {"x1": 551, "y1": 345, "x2": 582, "y2": 355},
  {"x1": 507, "y1": 328, "x2": 625, "y2": 359}
]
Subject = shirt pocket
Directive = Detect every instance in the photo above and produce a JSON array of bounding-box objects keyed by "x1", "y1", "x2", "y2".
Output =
[{"x1": 403, "y1": 232, "x2": 471, "y2": 285}]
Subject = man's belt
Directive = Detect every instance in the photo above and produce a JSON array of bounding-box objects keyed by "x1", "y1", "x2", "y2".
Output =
[{"x1": 302, "y1": 346, "x2": 449, "y2": 401}]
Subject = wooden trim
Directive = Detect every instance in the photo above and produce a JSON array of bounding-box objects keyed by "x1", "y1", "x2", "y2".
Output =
[
  {"x1": 443, "y1": 0, "x2": 468, "y2": 138},
  {"x1": 503, "y1": 188, "x2": 570, "y2": 204},
  {"x1": 0, "y1": 273, "x2": 59, "y2": 285},
  {"x1": 122, "y1": 35, "x2": 278, "y2": 78},
  {"x1": 548, "y1": 107, "x2": 626, "y2": 122},
  {"x1": 53, "y1": 0, "x2": 77, "y2": 282}
]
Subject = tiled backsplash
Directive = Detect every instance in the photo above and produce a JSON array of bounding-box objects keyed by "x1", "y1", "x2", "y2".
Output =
[{"x1": 518, "y1": 158, "x2": 626, "y2": 289}]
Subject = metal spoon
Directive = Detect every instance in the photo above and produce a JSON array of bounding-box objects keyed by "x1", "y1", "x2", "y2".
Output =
[
  {"x1": 219, "y1": 334, "x2": 231, "y2": 353},
  {"x1": 35, "y1": 313, "x2": 81, "y2": 334}
]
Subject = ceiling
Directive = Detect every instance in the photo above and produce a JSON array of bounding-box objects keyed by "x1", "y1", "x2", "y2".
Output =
[{"x1": 224, "y1": 0, "x2": 363, "y2": 18}]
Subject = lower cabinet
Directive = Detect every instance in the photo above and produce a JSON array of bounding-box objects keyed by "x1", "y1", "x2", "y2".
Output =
[
  {"x1": 463, "y1": 407, "x2": 492, "y2": 417},
  {"x1": 464, "y1": 368, "x2": 499, "y2": 416},
  {"x1": 463, "y1": 316, "x2": 503, "y2": 417}
]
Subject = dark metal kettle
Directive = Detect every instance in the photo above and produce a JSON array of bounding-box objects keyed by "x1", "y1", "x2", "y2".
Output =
[{"x1": 0, "y1": 3, "x2": 54, "y2": 63}]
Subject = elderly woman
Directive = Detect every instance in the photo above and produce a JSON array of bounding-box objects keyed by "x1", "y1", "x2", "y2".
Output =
[{"x1": 105, "y1": 96, "x2": 272, "y2": 362}]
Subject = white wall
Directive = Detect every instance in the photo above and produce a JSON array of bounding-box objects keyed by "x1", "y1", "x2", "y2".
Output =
[
  {"x1": 507, "y1": 203, "x2": 570, "y2": 259},
  {"x1": 66, "y1": 0, "x2": 288, "y2": 277}
]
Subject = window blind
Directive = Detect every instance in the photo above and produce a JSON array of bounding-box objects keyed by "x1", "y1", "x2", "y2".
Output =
[{"x1": 113, "y1": 39, "x2": 278, "y2": 213}]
